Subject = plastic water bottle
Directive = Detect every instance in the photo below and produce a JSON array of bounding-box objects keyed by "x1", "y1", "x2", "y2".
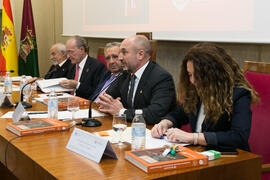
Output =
[
  {"x1": 47, "y1": 90, "x2": 58, "y2": 119},
  {"x1": 131, "y1": 110, "x2": 146, "y2": 150},
  {"x1": 4, "y1": 72, "x2": 12, "y2": 96}
]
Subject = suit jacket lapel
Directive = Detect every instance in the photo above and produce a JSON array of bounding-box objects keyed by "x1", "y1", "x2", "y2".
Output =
[
  {"x1": 133, "y1": 62, "x2": 153, "y2": 106},
  {"x1": 79, "y1": 57, "x2": 90, "y2": 82},
  {"x1": 121, "y1": 74, "x2": 131, "y2": 105}
]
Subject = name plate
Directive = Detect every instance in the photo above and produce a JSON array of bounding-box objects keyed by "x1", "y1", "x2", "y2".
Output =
[
  {"x1": 12, "y1": 102, "x2": 28, "y2": 122},
  {"x1": 66, "y1": 128, "x2": 117, "y2": 163},
  {"x1": 0, "y1": 93, "x2": 13, "y2": 108}
]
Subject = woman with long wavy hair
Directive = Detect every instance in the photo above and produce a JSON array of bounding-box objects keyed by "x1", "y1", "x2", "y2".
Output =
[{"x1": 151, "y1": 43, "x2": 258, "y2": 151}]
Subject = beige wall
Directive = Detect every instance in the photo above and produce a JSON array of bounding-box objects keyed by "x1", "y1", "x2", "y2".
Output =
[{"x1": 7, "y1": 0, "x2": 270, "y2": 84}]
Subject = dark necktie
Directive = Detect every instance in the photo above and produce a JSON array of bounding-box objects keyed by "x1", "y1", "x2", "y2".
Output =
[{"x1": 127, "y1": 75, "x2": 136, "y2": 108}]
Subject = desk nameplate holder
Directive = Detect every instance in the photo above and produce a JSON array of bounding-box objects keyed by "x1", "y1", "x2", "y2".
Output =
[
  {"x1": 0, "y1": 93, "x2": 13, "y2": 108},
  {"x1": 66, "y1": 128, "x2": 118, "y2": 163},
  {"x1": 12, "y1": 102, "x2": 29, "y2": 122}
]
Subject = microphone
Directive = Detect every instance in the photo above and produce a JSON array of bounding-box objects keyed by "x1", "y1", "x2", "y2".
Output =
[
  {"x1": 0, "y1": 70, "x2": 14, "y2": 73},
  {"x1": 16, "y1": 78, "x2": 38, "y2": 108},
  {"x1": 77, "y1": 72, "x2": 123, "y2": 127}
]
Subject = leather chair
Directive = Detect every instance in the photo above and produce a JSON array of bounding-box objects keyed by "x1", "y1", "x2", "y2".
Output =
[
  {"x1": 97, "y1": 47, "x2": 107, "y2": 69},
  {"x1": 244, "y1": 61, "x2": 270, "y2": 180}
]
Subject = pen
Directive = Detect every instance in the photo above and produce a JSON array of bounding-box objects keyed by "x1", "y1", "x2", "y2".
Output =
[
  {"x1": 159, "y1": 134, "x2": 167, "y2": 139},
  {"x1": 46, "y1": 93, "x2": 63, "y2": 97},
  {"x1": 28, "y1": 112, "x2": 48, "y2": 115}
]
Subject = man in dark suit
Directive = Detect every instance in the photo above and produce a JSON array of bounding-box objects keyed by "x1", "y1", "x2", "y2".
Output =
[
  {"x1": 97, "y1": 35, "x2": 176, "y2": 125},
  {"x1": 60, "y1": 36, "x2": 106, "y2": 99},
  {"x1": 90, "y1": 42, "x2": 128, "y2": 101},
  {"x1": 44, "y1": 43, "x2": 72, "y2": 79}
]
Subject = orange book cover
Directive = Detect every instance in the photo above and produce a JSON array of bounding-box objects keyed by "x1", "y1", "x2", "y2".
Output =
[
  {"x1": 43, "y1": 96, "x2": 89, "y2": 108},
  {"x1": 6, "y1": 119, "x2": 70, "y2": 136},
  {"x1": 125, "y1": 145, "x2": 208, "y2": 173}
]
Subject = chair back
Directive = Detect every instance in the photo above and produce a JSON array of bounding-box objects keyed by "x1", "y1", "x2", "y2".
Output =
[
  {"x1": 97, "y1": 47, "x2": 107, "y2": 69},
  {"x1": 244, "y1": 61, "x2": 270, "y2": 180}
]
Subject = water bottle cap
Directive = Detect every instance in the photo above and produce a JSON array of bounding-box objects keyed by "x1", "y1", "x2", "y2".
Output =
[{"x1": 135, "y1": 109, "x2": 143, "y2": 115}]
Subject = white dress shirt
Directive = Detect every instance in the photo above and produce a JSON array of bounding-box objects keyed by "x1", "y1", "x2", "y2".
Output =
[{"x1": 119, "y1": 61, "x2": 149, "y2": 115}]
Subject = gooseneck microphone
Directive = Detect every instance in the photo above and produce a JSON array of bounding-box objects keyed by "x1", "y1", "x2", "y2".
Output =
[
  {"x1": 77, "y1": 72, "x2": 123, "y2": 127},
  {"x1": 16, "y1": 78, "x2": 38, "y2": 108}
]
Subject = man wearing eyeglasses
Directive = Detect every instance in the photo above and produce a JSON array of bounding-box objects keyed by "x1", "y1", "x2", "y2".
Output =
[
  {"x1": 90, "y1": 42, "x2": 127, "y2": 101},
  {"x1": 97, "y1": 35, "x2": 177, "y2": 125},
  {"x1": 60, "y1": 35, "x2": 106, "y2": 99}
]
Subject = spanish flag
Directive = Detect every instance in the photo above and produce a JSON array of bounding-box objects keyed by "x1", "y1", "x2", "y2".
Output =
[{"x1": 0, "y1": 0, "x2": 18, "y2": 76}]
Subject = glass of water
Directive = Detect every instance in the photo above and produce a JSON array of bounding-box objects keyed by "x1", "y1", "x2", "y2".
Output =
[
  {"x1": 67, "y1": 97, "x2": 79, "y2": 120},
  {"x1": 112, "y1": 114, "x2": 127, "y2": 146},
  {"x1": 23, "y1": 84, "x2": 32, "y2": 102}
]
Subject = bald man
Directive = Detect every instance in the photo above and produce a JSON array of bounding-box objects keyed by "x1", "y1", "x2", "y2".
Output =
[
  {"x1": 97, "y1": 35, "x2": 177, "y2": 125},
  {"x1": 44, "y1": 43, "x2": 72, "y2": 79}
]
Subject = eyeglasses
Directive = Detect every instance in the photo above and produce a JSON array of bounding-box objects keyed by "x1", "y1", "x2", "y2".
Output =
[{"x1": 105, "y1": 54, "x2": 118, "y2": 60}]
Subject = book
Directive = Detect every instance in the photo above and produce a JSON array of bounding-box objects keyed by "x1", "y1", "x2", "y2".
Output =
[
  {"x1": 6, "y1": 119, "x2": 70, "y2": 136},
  {"x1": 36, "y1": 78, "x2": 73, "y2": 93},
  {"x1": 43, "y1": 96, "x2": 89, "y2": 108},
  {"x1": 125, "y1": 145, "x2": 208, "y2": 173}
]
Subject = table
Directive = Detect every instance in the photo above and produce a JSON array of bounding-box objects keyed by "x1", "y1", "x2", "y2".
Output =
[{"x1": 0, "y1": 91, "x2": 262, "y2": 179}]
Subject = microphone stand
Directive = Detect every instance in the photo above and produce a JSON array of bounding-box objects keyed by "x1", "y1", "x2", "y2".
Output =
[
  {"x1": 16, "y1": 78, "x2": 37, "y2": 108},
  {"x1": 78, "y1": 100, "x2": 101, "y2": 127},
  {"x1": 77, "y1": 72, "x2": 123, "y2": 127}
]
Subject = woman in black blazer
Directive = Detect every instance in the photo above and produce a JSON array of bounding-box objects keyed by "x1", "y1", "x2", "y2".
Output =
[{"x1": 151, "y1": 43, "x2": 259, "y2": 151}]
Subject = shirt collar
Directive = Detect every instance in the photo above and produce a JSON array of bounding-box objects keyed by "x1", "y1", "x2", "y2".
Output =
[
  {"x1": 134, "y1": 61, "x2": 149, "y2": 80},
  {"x1": 78, "y1": 55, "x2": 88, "y2": 69},
  {"x1": 58, "y1": 59, "x2": 67, "y2": 67}
]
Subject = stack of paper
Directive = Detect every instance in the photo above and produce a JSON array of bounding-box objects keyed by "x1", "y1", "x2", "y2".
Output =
[{"x1": 36, "y1": 78, "x2": 72, "y2": 93}]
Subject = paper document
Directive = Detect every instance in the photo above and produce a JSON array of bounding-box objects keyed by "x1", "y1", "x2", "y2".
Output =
[
  {"x1": 33, "y1": 93, "x2": 73, "y2": 103},
  {"x1": 37, "y1": 78, "x2": 73, "y2": 93},
  {"x1": 0, "y1": 84, "x2": 20, "y2": 92},
  {"x1": 1, "y1": 109, "x2": 106, "y2": 120},
  {"x1": 95, "y1": 127, "x2": 189, "y2": 148},
  {"x1": 11, "y1": 76, "x2": 32, "y2": 81},
  {"x1": 57, "y1": 109, "x2": 106, "y2": 120}
]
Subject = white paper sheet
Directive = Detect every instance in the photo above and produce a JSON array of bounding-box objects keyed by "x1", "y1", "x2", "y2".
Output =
[
  {"x1": 33, "y1": 93, "x2": 73, "y2": 103},
  {"x1": 11, "y1": 76, "x2": 32, "y2": 81},
  {"x1": 36, "y1": 78, "x2": 73, "y2": 93},
  {"x1": 1, "y1": 109, "x2": 106, "y2": 120},
  {"x1": 0, "y1": 85, "x2": 20, "y2": 92},
  {"x1": 95, "y1": 127, "x2": 189, "y2": 148}
]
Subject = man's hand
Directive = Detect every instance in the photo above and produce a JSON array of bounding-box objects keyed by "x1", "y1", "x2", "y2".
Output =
[
  {"x1": 97, "y1": 92, "x2": 123, "y2": 115},
  {"x1": 59, "y1": 80, "x2": 78, "y2": 89}
]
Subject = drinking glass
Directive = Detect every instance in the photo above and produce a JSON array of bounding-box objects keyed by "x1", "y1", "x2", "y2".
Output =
[
  {"x1": 23, "y1": 84, "x2": 32, "y2": 102},
  {"x1": 112, "y1": 114, "x2": 127, "y2": 146},
  {"x1": 67, "y1": 97, "x2": 79, "y2": 120}
]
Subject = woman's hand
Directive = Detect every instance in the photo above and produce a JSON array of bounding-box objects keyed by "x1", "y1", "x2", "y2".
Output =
[
  {"x1": 151, "y1": 120, "x2": 172, "y2": 138},
  {"x1": 166, "y1": 128, "x2": 194, "y2": 144}
]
